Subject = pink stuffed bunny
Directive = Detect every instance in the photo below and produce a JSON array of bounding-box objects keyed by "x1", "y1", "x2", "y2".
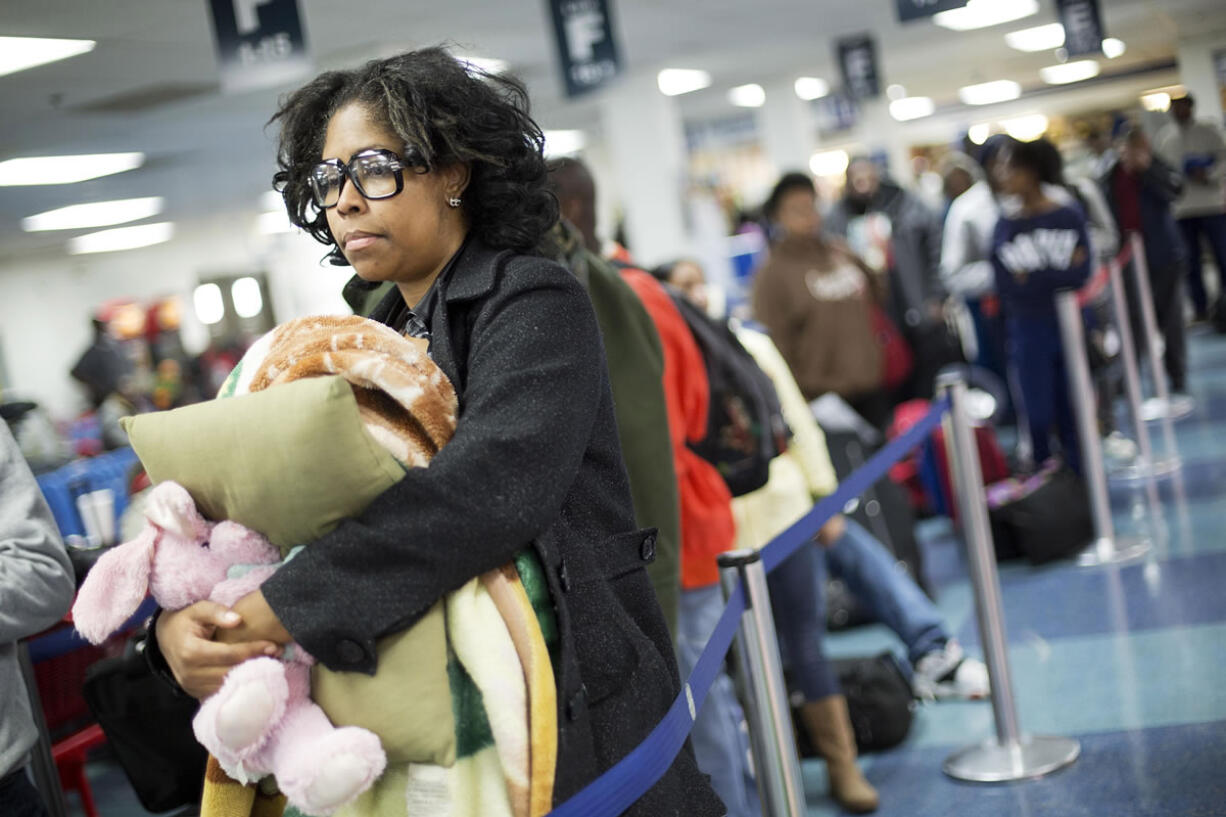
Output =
[{"x1": 73, "y1": 481, "x2": 386, "y2": 816}]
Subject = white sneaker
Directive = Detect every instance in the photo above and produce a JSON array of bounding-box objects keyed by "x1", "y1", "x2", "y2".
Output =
[
  {"x1": 1102, "y1": 432, "x2": 1138, "y2": 465},
  {"x1": 912, "y1": 640, "x2": 990, "y2": 702}
]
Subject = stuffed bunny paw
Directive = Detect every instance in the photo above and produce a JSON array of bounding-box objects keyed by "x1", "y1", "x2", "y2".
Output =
[
  {"x1": 275, "y1": 726, "x2": 387, "y2": 816},
  {"x1": 194, "y1": 656, "x2": 289, "y2": 766}
]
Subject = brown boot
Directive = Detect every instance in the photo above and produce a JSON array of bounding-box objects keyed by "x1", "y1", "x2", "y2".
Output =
[{"x1": 800, "y1": 695, "x2": 879, "y2": 813}]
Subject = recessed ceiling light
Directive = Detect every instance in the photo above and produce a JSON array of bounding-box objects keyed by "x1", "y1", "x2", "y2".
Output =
[
  {"x1": 794, "y1": 77, "x2": 830, "y2": 101},
  {"x1": 887, "y1": 84, "x2": 908, "y2": 100},
  {"x1": 728, "y1": 83, "x2": 766, "y2": 108},
  {"x1": 1141, "y1": 92, "x2": 1170, "y2": 112},
  {"x1": 231, "y1": 277, "x2": 264, "y2": 319},
  {"x1": 1102, "y1": 38, "x2": 1126, "y2": 59},
  {"x1": 543, "y1": 130, "x2": 587, "y2": 158},
  {"x1": 1040, "y1": 59, "x2": 1100, "y2": 85},
  {"x1": 657, "y1": 68, "x2": 711, "y2": 96},
  {"x1": 0, "y1": 153, "x2": 145, "y2": 186},
  {"x1": 968, "y1": 123, "x2": 992, "y2": 144},
  {"x1": 1004, "y1": 23, "x2": 1065, "y2": 52},
  {"x1": 889, "y1": 96, "x2": 936, "y2": 121},
  {"x1": 457, "y1": 56, "x2": 508, "y2": 75},
  {"x1": 0, "y1": 36, "x2": 95, "y2": 78},
  {"x1": 934, "y1": 0, "x2": 1039, "y2": 32},
  {"x1": 68, "y1": 222, "x2": 174, "y2": 254},
  {"x1": 810, "y1": 149, "x2": 850, "y2": 177},
  {"x1": 22, "y1": 196, "x2": 164, "y2": 232},
  {"x1": 959, "y1": 80, "x2": 1022, "y2": 106},
  {"x1": 1000, "y1": 113, "x2": 1048, "y2": 140},
  {"x1": 193, "y1": 283, "x2": 224, "y2": 325}
]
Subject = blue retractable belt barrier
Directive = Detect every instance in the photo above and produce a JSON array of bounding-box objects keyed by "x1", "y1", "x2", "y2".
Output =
[{"x1": 546, "y1": 396, "x2": 951, "y2": 816}]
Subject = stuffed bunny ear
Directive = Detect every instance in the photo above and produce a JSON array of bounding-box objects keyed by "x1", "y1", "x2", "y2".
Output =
[
  {"x1": 145, "y1": 481, "x2": 210, "y2": 541},
  {"x1": 72, "y1": 524, "x2": 158, "y2": 645}
]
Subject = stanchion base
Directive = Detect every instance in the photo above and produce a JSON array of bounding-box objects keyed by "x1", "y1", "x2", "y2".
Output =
[
  {"x1": 1140, "y1": 395, "x2": 1195, "y2": 423},
  {"x1": 943, "y1": 735, "x2": 1080, "y2": 783},
  {"x1": 1076, "y1": 536, "x2": 1151, "y2": 567},
  {"x1": 1109, "y1": 456, "x2": 1180, "y2": 481}
]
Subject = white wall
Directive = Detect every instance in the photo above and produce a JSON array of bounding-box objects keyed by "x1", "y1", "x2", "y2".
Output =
[{"x1": 0, "y1": 213, "x2": 352, "y2": 421}]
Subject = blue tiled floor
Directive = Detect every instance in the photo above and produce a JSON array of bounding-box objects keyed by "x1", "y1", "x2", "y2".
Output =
[{"x1": 68, "y1": 332, "x2": 1226, "y2": 817}]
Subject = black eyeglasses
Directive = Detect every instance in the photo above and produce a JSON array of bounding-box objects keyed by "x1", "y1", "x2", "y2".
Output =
[{"x1": 307, "y1": 148, "x2": 428, "y2": 209}]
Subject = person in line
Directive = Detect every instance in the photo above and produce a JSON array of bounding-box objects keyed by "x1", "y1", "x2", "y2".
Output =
[
  {"x1": 149, "y1": 48, "x2": 722, "y2": 816},
  {"x1": 551, "y1": 158, "x2": 759, "y2": 817},
  {"x1": 1100, "y1": 127, "x2": 1189, "y2": 397},
  {"x1": 937, "y1": 152, "x2": 981, "y2": 224},
  {"x1": 658, "y1": 258, "x2": 989, "y2": 703},
  {"x1": 993, "y1": 140, "x2": 1094, "y2": 473},
  {"x1": 752, "y1": 172, "x2": 890, "y2": 430},
  {"x1": 1155, "y1": 94, "x2": 1226, "y2": 322},
  {"x1": 0, "y1": 423, "x2": 76, "y2": 817}
]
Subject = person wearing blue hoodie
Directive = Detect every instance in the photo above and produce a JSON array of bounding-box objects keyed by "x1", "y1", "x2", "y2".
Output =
[{"x1": 992, "y1": 140, "x2": 1093, "y2": 474}]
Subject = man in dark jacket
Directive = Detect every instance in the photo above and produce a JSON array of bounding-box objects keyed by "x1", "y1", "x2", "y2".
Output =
[
  {"x1": 1100, "y1": 126, "x2": 1189, "y2": 393},
  {"x1": 825, "y1": 156, "x2": 955, "y2": 398}
]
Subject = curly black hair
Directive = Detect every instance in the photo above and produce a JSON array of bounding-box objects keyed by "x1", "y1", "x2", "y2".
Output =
[
  {"x1": 764, "y1": 171, "x2": 816, "y2": 220},
  {"x1": 270, "y1": 46, "x2": 558, "y2": 265}
]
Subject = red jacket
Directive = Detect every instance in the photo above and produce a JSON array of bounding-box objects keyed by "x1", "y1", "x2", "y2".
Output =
[{"x1": 620, "y1": 268, "x2": 735, "y2": 589}]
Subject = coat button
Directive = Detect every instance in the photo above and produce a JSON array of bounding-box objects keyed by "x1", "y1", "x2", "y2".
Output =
[
  {"x1": 640, "y1": 533, "x2": 657, "y2": 562},
  {"x1": 566, "y1": 684, "x2": 588, "y2": 721},
  {"x1": 336, "y1": 639, "x2": 366, "y2": 665},
  {"x1": 558, "y1": 558, "x2": 571, "y2": 593}
]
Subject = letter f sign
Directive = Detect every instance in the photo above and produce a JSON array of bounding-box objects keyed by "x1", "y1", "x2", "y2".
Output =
[
  {"x1": 565, "y1": 9, "x2": 605, "y2": 62},
  {"x1": 234, "y1": 0, "x2": 273, "y2": 36}
]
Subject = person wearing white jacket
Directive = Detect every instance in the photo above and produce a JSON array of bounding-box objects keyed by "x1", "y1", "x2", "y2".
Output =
[
  {"x1": 0, "y1": 424, "x2": 75, "y2": 817},
  {"x1": 1155, "y1": 94, "x2": 1226, "y2": 320}
]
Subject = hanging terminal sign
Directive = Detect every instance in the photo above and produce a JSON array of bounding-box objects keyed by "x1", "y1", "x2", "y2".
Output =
[
  {"x1": 208, "y1": 0, "x2": 313, "y2": 93},
  {"x1": 549, "y1": 0, "x2": 622, "y2": 98}
]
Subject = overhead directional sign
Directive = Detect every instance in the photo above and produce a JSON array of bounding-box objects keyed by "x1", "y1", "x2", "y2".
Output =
[
  {"x1": 895, "y1": 0, "x2": 968, "y2": 23},
  {"x1": 207, "y1": 0, "x2": 312, "y2": 94},
  {"x1": 837, "y1": 34, "x2": 881, "y2": 101},
  {"x1": 1056, "y1": 0, "x2": 1105, "y2": 57},
  {"x1": 548, "y1": 0, "x2": 623, "y2": 98}
]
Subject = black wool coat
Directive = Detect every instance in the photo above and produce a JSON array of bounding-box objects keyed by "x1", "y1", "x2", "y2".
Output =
[{"x1": 260, "y1": 238, "x2": 723, "y2": 816}]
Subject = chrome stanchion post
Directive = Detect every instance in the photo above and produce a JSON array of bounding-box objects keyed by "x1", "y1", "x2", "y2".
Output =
[
  {"x1": 718, "y1": 549, "x2": 807, "y2": 817},
  {"x1": 1056, "y1": 290, "x2": 1151, "y2": 566},
  {"x1": 1108, "y1": 256, "x2": 1176, "y2": 480},
  {"x1": 937, "y1": 374, "x2": 1080, "y2": 782},
  {"x1": 18, "y1": 642, "x2": 68, "y2": 817},
  {"x1": 1129, "y1": 232, "x2": 1193, "y2": 431}
]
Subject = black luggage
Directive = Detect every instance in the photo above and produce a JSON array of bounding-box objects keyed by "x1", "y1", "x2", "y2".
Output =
[
  {"x1": 986, "y1": 463, "x2": 1094, "y2": 564},
  {"x1": 790, "y1": 652, "x2": 915, "y2": 754}
]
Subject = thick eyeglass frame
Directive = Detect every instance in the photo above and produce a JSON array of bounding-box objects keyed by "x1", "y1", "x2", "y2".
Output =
[{"x1": 308, "y1": 147, "x2": 428, "y2": 209}]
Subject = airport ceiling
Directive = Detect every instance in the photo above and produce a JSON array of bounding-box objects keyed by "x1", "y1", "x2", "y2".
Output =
[{"x1": 1, "y1": 0, "x2": 1224, "y2": 261}]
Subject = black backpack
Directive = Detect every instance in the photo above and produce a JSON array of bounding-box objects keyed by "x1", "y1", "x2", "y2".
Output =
[
  {"x1": 667, "y1": 293, "x2": 790, "y2": 496},
  {"x1": 791, "y1": 652, "x2": 915, "y2": 754}
]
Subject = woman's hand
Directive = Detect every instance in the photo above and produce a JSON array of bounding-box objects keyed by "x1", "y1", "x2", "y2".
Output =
[
  {"x1": 816, "y1": 514, "x2": 847, "y2": 548},
  {"x1": 155, "y1": 601, "x2": 281, "y2": 699},
  {"x1": 214, "y1": 589, "x2": 293, "y2": 647}
]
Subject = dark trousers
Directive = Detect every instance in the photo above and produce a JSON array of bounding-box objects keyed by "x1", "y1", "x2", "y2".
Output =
[
  {"x1": 0, "y1": 768, "x2": 50, "y2": 817},
  {"x1": 1122, "y1": 257, "x2": 1188, "y2": 392},
  {"x1": 1008, "y1": 316, "x2": 1081, "y2": 474},
  {"x1": 1178, "y1": 214, "x2": 1226, "y2": 316}
]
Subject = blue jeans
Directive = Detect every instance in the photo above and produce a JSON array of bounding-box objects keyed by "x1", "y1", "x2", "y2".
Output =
[
  {"x1": 0, "y1": 768, "x2": 49, "y2": 817},
  {"x1": 1178, "y1": 213, "x2": 1226, "y2": 316},
  {"x1": 677, "y1": 585, "x2": 761, "y2": 817},
  {"x1": 1007, "y1": 315, "x2": 1080, "y2": 473},
  {"x1": 825, "y1": 518, "x2": 948, "y2": 667}
]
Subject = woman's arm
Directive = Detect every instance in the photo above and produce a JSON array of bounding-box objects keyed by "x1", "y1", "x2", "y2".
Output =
[{"x1": 257, "y1": 263, "x2": 609, "y2": 673}]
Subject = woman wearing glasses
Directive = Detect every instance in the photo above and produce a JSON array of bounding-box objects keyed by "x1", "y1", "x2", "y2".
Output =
[{"x1": 150, "y1": 47, "x2": 721, "y2": 816}]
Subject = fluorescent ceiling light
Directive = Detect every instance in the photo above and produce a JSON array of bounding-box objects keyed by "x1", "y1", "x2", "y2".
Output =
[
  {"x1": 1040, "y1": 59, "x2": 1100, "y2": 85},
  {"x1": 259, "y1": 190, "x2": 284, "y2": 211},
  {"x1": 959, "y1": 79, "x2": 1022, "y2": 105},
  {"x1": 231, "y1": 277, "x2": 264, "y2": 319},
  {"x1": 810, "y1": 149, "x2": 850, "y2": 177},
  {"x1": 68, "y1": 222, "x2": 174, "y2": 255},
  {"x1": 968, "y1": 123, "x2": 992, "y2": 145},
  {"x1": 0, "y1": 36, "x2": 95, "y2": 78},
  {"x1": 889, "y1": 96, "x2": 935, "y2": 121},
  {"x1": 543, "y1": 129, "x2": 587, "y2": 158},
  {"x1": 794, "y1": 77, "x2": 829, "y2": 100},
  {"x1": 457, "y1": 56, "x2": 508, "y2": 75},
  {"x1": 1141, "y1": 92, "x2": 1170, "y2": 112},
  {"x1": 257, "y1": 210, "x2": 296, "y2": 234},
  {"x1": 728, "y1": 83, "x2": 766, "y2": 108},
  {"x1": 193, "y1": 283, "x2": 225, "y2": 325},
  {"x1": 1000, "y1": 113, "x2": 1048, "y2": 140},
  {"x1": 0, "y1": 153, "x2": 145, "y2": 186},
  {"x1": 1102, "y1": 38, "x2": 1126, "y2": 59},
  {"x1": 22, "y1": 196, "x2": 164, "y2": 232},
  {"x1": 1004, "y1": 23, "x2": 1065, "y2": 52},
  {"x1": 658, "y1": 68, "x2": 711, "y2": 96},
  {"x1": 934, "y1": 0, "x2": 1039, "y2": 31}
]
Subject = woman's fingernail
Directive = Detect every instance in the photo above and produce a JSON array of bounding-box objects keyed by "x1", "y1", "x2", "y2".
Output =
[
  {"x1": 265, "y1": 645, "x2": 278, "y2": 655},
  {"x1": 222, "y1": 612, "x2": 241, "y2": 625}
]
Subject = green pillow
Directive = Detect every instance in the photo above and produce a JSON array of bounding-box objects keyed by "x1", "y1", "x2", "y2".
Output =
[
  {"x1": 121, "y1": 375, "x2": 404, "y2": 551},
  {"x1": 120, "y1": 375, "x2": 456, "y2": 766}
]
